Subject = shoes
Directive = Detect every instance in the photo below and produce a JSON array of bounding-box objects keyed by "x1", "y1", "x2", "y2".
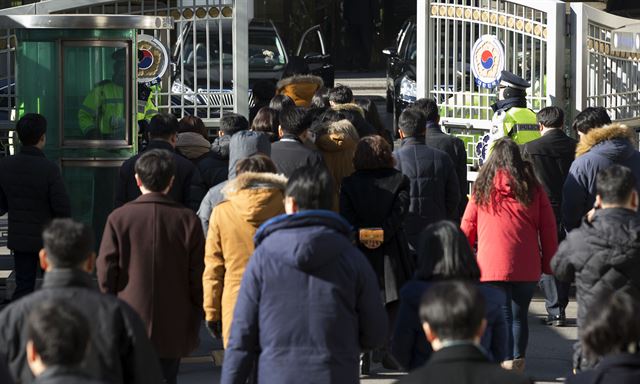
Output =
[
  {"x1": 360, "y1": 352, "x2": 371, "y2": 376},
  {"x1": 512, "y1": 358, "x2": 526, "y2": 372},
  {"x1": 371, "y1": 349, "x2": 384, "y2": 364},
  {"x1": 545, "y1": 314, "x2": 566, "y2": 327},
  {"x1": 381, "y1": 353, "x2": 399, "y2": 370},
  {"x1": 502, "y1": 358, "x2": 526, "y2": 372}
]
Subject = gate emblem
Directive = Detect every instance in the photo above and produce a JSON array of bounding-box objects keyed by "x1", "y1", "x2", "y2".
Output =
[
  {"x1": 471, "y1": 35, "x2": 505, "y2": 89},
  {"x1": 138, "y1": 49, "x2": 154, "y2": 70},
  {"x1": 137, "y1": 34, "x2": 169, "y2": 84}
]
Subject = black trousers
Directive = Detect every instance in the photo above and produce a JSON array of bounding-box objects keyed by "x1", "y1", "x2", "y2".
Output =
[
  {"x1": 159, "y1": 358, "x2": 180, "y2": 384},
  {"x1": 12, "y1": 251, "x2": 40, "y2": 300},
  {"x1": 346, "y1": 23, "x2": 373, "y2": 70}
]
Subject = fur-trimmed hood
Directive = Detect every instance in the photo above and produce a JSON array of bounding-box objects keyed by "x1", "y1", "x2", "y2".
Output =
[
  {"x1": 222, "y1": 171, "x2": 287, "y2": 195},
  {"x1": 276, "y1": 74, "x2": 324, "y2": 90},
  {"x1": 315, "y1": 119, "x2": 360, "y2": 153},
  {"x1": 276, "y1": 75, "x2": 323, "y2": 107},
  {"x1": 221, "y1": 172, "x2": 287, "y2": 226},
  {"x1": 576, "y1": 123, "x2": 638, "y2": 158},
  {"x1": 331, "y1": 103, "x2": 365, "y2": 118}
]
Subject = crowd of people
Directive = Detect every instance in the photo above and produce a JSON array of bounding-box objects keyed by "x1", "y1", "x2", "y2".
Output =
[{"x1": 1, "y1": 71, "x2": 640, "y2": 384}]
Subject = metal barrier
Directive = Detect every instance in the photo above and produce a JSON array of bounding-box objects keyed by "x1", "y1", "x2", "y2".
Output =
[
  {"x1": 0, "y1": 0, "x2": 250, "y2": 131},
  {"x1": 571, "y1": 3, "x2": 640, "y2": 126}
]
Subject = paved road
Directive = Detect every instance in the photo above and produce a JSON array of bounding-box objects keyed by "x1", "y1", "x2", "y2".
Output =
[{"x1": 174, "y1": 298, "x2": 576, "y2": 383}]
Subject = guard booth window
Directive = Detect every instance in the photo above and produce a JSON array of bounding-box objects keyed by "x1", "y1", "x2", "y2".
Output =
[{"x1": 61, "y1": 42, "x2": 130, "y2": 144}]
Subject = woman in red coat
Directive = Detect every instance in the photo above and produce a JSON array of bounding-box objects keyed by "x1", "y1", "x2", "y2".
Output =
[{"x1": 461, "y1": 138, "x2": 557, "y2": 372}]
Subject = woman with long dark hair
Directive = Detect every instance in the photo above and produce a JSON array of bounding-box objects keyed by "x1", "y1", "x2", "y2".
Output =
[
  {"x1": 391, "y1": 221, "x2": 507, "y2": 370},
  {"x1": 461, "y1": 137, "x2": 557, "y2": 372}
]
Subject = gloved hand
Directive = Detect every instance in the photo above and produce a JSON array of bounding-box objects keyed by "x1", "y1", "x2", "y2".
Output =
[{"x1": 206, "y1": 320, "x2": 222, "y2": 340}]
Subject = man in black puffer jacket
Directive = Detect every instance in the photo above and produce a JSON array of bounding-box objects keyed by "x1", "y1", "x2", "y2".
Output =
[
  {"x1": 0, "y1": 219, "x2": 162, "y2": 384},
  {"x1": 0, "y1": 114, "x2": 70, "y2": 301},
  {"x1": 552, "y1": 165, "x2": 640, "y2": 371},
  {"x1": 393, "y1": 108, "x2": 460, "y2": 251},
  {"x1": 411, "y1": 99, "x2": 468, "y2": 221}
]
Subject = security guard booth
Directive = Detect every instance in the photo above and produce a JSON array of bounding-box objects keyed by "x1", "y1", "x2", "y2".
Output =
[{"x1": 5, "y1": 14, "x2": 172, "y2": 241}]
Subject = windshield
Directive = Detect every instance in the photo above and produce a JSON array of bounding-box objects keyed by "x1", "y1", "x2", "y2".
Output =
[
  {"x1": 181, "y1": 20, "x2": 234, "y2": 68},
  {"x1": 249, "y1": 31, "x2": 286, "y2": 70},
  {"x1": 178, "y1": 20, "x2": 287, "y2": 90}
]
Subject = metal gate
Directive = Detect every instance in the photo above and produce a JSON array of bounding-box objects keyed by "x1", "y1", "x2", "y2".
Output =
[
  {"x1": 571, "y1": 3, "x2": 640, "y2": 126},
  {"x1": 0, "y1": 0, "x2": 250, "y2": 134},
  {"x1": 416, "y1": 0, "x2": 565, "y2": 166}
]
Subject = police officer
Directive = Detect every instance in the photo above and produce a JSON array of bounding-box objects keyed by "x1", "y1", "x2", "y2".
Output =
[
  {"x1": 78, "y1": 49, "x2": 157, "y2": 139},
  {"x1": 479, "y1": 70, "x2": 539, "y2": 162}
]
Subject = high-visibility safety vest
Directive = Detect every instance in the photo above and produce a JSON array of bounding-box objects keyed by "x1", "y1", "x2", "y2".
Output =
[
  {"x1": 477, "y1": 106, "x2": 539, "y2": 163},
  {"x1": 78, "y1": 80, "x2": 157, "y2": 138},
  {"x1": 499, "y1": 107, "x2": 540, "y2": 145}
]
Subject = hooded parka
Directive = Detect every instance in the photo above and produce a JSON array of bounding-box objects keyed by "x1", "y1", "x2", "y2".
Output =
[
  {"x1": 203, "y1": 172, "x2": 287, "y2": 346},
  {"x1": 276, "y1": 75, "x2": 324, "y2": 107},
  {"x1": 221, "y1": 210, "x2": 387, "y2": 384},
  {"x1": 562, "y1": 123, "x2": 640, "y2": 231}
]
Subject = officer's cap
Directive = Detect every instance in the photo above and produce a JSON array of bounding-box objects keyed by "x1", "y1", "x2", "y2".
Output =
[
  {"x1": 111, "y1": 48, "x2": 127, "y2": 62},
  {"x1": 499, "y1": 71, "x2": 530, "y2": 90}
]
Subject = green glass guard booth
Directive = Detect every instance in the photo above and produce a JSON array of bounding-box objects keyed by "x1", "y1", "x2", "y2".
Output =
[{"x1": 5, "y1": 15, "x2": 173, "y2": 243}]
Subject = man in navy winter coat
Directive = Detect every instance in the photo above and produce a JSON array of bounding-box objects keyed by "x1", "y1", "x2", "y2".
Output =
[
  {"x1": 394, "y1": 108, "x2": 460, "y2": 251},
  {"x1": 221, "y1": 166, "x2": 387, "y2": 384},
  {"x1": 412, "y1": 98, "x2": 468, "y2": 221},
  {"x1": 562, "y1": 107, "x2": 640, "y2": 231}
]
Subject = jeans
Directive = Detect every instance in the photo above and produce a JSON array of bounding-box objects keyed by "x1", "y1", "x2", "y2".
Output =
[
  {"x1": 489, "y1": 282, "x2": 536, "y2": 360},
  {"x1": 539, "y1": 273, "x2": 570, "y2": 317},
  {"x1": 12, "y1": 251, "x2": 40, "y2": 300}
]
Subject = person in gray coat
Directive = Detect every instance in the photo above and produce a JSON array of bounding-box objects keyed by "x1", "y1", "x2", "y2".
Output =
[{"x1": 197, "y1": 130, "x2": 272, "y2": 233}]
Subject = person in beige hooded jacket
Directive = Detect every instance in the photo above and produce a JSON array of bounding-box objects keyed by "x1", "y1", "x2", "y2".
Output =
[{"x1": 203, "y1": 154, "x2": 286, "y2": 346}]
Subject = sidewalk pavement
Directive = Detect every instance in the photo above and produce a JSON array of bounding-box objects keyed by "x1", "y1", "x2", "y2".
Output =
[
  {"x1": 362, "y1": 297, "x2": 576, "y2": 384},
  {"x1": 176, "y1": 296, "x2": 576, "y2": 383}
]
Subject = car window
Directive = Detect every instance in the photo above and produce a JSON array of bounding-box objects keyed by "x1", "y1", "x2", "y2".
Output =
[
  {"x1": 406, "y1": 27, "x2": 417, "y2": 62},
  {"x1": 298, "y1": 29, "x2": 324, "y2": 59},
  {"x1": 396, "y1": 20, "x2": 410, "y2": 50},
  {"x1": 180, "y1": 21, "x2": 286, "y2": 72},
  {"x1": 249, "y1": 31, "x2": 286, "y2": 70},
  {"x1": 397, "y1": 21, "x2": 414, "y2": 59},
  {"x1": 182, "y1": 22, "x2": 233, "y2": 67}
]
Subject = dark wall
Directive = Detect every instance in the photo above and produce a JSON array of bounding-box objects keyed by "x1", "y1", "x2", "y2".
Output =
[
  {"x1": 607, "y1": 0, "x2": 640, "y2": 17},
  {"x1": 254, "y1": 0, "x2": 416, "y2": 70}
]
